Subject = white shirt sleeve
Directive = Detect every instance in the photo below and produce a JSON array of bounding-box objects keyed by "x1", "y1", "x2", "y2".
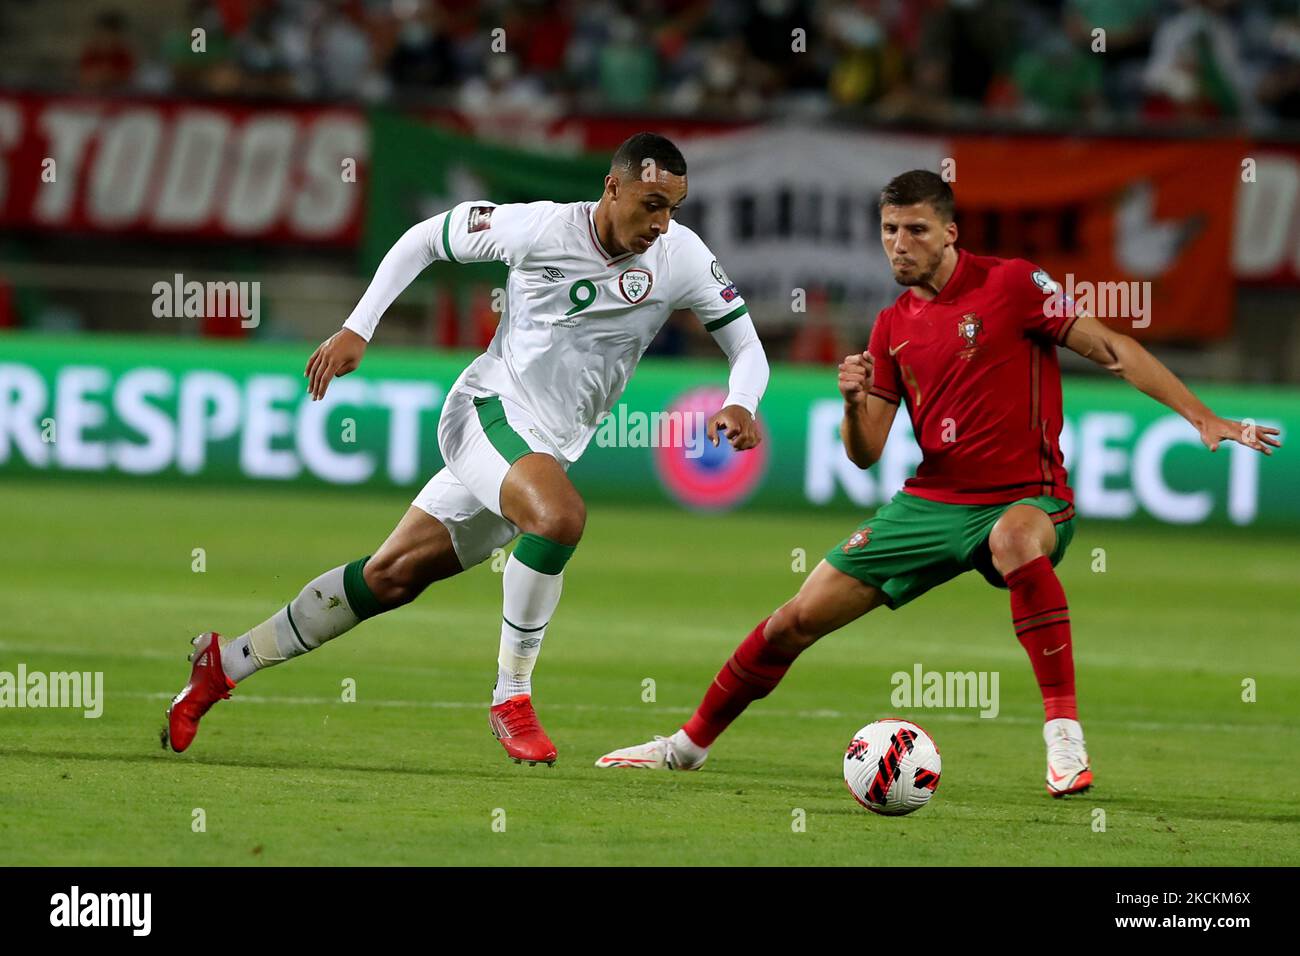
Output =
[
  {"x1": 710, "y1": 314, "x2": 769, "y2": 415},
  {"x1": 669, "y1": 226, "x2": 768, "y2": 414},
  {"x1": 342, "y1": 200, "x2": 550, "y2": 342},
  {"x1": 669, "y1": 225, "x2": 751, "y2": 333},
  {"x1": 438, "y1": 200, "x2": 552, "y2": 267}
]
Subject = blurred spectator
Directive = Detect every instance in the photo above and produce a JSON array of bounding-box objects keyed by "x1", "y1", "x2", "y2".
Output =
[
  {"x1": 315, "y1": 1, "x2": 382, "y2": 100},
  {"x1": 744, "y1": 0, "x2": 822, "y2": 99},
  {"x1": 668, "y1": 36, "x2": 763, "y2": 115},
  {"x1": 78, "y1": 10, "x2": 137, "y2": 92},
  {"x1": 822, "y1": 1, "x2": 901, "y2": 108},
  {"x1": 1252, "y1": 4, "x2": 1300, "y2": 122},
  {"x1": 596, "y1": 15, "x2": 657, "y2": 109},
  {"x1": 1007, "y1": 27, "x2": 1105, "y2": 122},
  {"x1": 233, "y1": 5, "x2": 299, "y2": 97},
  {"x1": 1065, "y1": 0, "x2": 1158, "y2": 115},
  {"x1": 915, "y1": 0, "x2": 1024, "y2": 114},
  {"x1": 386, "y1": 0, "x2": 458, "y2": 94},
  {"x1": 161, "y1": 0, "x2": 242, "y2": 95},
  {"x1": 458, "y1": 54, "x2": 560, "y2": 141},
  {"x1": 1143, "y1": 0, "x2": 1259, "y2": 122}
]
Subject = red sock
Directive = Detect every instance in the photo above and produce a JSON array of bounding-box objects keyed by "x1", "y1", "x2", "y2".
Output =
[
  {"x1": 682, "y1": 617, "x2": 799, "y2": 748},
  {"x1": 1005, "y1": 554, "x2": 1077, "y2": 721}
]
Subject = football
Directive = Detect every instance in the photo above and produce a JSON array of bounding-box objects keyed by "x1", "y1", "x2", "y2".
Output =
[{"x1": 844, "y1": 718, "x2": 943, "y2": 816}]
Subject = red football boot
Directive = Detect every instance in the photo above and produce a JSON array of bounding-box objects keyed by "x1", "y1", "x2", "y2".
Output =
[
  {"x1": 489, "y1": 695, "x2": 557, "y2": 766},
  {"x1": 163, "y1": 632, "x2": 235, "y2": 753}
]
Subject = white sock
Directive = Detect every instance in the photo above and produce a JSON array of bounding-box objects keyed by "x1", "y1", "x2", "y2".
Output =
[
  {"x1": 221, "y1": 565, "x2": 363, "y2": 683},
  {"x1": 671, "y1": 728, "x2": 709, "y2": 767},
  {"x1": 1044, "y1": 717, "x2": 1084, "y2": 741},
  {"x1": 221, "y1": 633, "x2": 257, "y2": 682},
  {"x1": 492, "y1": 553, "x2": 564, "y2": 705}
]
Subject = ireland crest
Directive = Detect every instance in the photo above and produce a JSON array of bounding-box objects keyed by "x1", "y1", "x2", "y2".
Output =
[{"x1": 618, "y1": 268, "x2": 653, "y2": 304}]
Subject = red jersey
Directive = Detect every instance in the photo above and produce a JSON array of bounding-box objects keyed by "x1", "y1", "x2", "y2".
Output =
[{"x1": 867, "y1": 249, "x2": 1080, "y2": 505}]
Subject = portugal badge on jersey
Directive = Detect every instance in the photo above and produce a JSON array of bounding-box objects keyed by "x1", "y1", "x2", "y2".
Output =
[
  {"x1": 467, "y1": 206, "x2": 494, "y2": 233},
  {"x1": 956, "y1": 312, "x2": 983, "y2": 361},
  {"x1": 618, "y1": 268, "x2": 653, "y2": 304},
  {"x1": 841, "y1": 527, "x2": 872, "y2": 553}
]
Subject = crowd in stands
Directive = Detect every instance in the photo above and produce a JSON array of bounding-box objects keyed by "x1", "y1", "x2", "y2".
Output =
[{"x1": 66, "y1": 0, "x2": 1300, "y2": 129}]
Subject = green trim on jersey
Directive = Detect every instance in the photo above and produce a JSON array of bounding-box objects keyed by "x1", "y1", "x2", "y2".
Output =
[
  {"x1": 441, "y1": 210, "x2": 459, "y2": 264},
  {"x1": 473, "y1": 395, "x2": 533, "y2": 464},
  {"x1": 704, "y1": 304, "x2": 748, "y2": 332},
  {"x1": 824, "y1": 491, "x2": 1076, "y2": 610}
]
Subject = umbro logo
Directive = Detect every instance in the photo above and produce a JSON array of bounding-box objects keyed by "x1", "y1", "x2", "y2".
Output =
[{"x1": 542, "y1": 267, "x2": 565, "y2": 282}]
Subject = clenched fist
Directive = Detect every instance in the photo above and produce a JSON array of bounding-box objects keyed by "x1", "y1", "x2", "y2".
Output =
[
  {"x1": 838, "y1": 351, "x2": 875, "y2": 406},
  {"x1": 708, "y1": 404, "x2": 761, "y2": 450}
]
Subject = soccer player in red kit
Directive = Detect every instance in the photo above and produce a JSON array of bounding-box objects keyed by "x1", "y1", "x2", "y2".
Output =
[{"x1": 597, "y1": 170, "x2": 1281, "y2": 795}]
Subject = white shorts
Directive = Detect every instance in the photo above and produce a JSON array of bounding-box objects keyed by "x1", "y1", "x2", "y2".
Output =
[{"x1": 412, "y1": 388, "x2": 567, "y2": 569}]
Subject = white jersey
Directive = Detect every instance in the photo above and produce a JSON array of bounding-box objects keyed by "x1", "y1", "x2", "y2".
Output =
[{"x1": 344, "y1": 200, "x2": 767, "y2": 461}]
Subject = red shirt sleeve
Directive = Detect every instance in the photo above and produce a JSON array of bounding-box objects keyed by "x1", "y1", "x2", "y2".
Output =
[
  {"x1": 866, "y1": 308, "x2": 901, "y2": 405},
  {"x1": 1009, "y1": 260, "x2": 1079, "y2": 346}
]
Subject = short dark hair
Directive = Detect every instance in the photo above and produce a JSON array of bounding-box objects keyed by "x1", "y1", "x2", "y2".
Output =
[
  {"x1": 611, "y1": 132, "x2": 687, "y2": 181},
  {"x1": 879, "y1": 170, "x2": 954, "y2": 221}
]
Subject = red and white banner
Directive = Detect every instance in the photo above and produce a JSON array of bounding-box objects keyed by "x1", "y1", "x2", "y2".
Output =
[
  {"x1": 3, "y1": 91, "x2": 1300, "y2": 301},
  {"x1": 952, "y1": 134, "x2": 1243, "y2": 339},
  {"x1": 1233, "y1": 144, "x2": 1300, "y2": 286},
  {"x1": 0, "y1": 93, "x2": 367, "y2": 245}
]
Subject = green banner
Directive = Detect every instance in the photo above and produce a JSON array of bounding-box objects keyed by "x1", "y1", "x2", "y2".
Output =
[
  {"x1": 1, "y1": 334, "x2": 1296, "y2": 528},
  {"x1": 363, "y1": 111, "x2": 606, "y2": 283}
]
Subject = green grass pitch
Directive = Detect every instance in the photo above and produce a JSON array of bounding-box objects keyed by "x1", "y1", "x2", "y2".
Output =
[{"x1": 2, "y1": 478, "x2": 1298, "y2": 866}]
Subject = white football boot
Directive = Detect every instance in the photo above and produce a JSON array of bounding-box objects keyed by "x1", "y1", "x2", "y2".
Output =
[
  {"x1": 1044, "y1": 717, "x2": 1093, "y2": 797},
  {"x1": 595, "y1": 733, "x2": 707, "y2": 770}
]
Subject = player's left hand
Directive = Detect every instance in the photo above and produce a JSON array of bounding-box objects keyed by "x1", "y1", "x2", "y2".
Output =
[
  {"x1": 1198, "y1": 415, "x2": 1282, "y2": 456},
  {"x1": 305, "y1": 328, "x2": 367, "y2": 401},
  {"x1": 708, "y1": 405, "x2": 761, "y2": 451}
]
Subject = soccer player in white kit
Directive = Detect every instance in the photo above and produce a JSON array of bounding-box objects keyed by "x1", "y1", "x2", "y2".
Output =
[{"x1": 164, "y1": 133, "x2": 771, "y2": 765}]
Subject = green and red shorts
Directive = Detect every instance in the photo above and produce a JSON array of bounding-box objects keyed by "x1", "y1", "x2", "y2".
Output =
[{"x1": 824, "y1": 491, "x2": 1076, "y2": 609}]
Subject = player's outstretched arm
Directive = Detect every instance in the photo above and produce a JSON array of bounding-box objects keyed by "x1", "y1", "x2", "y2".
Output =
[
  {"x1": 839, "y1": 350, "x2": 898, "y2": 468},
  {"x1": 1063, "y1": 314, "x2": 1282, "y2": 455},
  {"x1": 706, "y1": 314, "x2": 769, "y2": 450},
  {"x1": 307, "y1": 200, "x2": 540, "y2": 400},
  {"x1": 303, "y1": 216, "x2": 443, "y2": 400}
]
